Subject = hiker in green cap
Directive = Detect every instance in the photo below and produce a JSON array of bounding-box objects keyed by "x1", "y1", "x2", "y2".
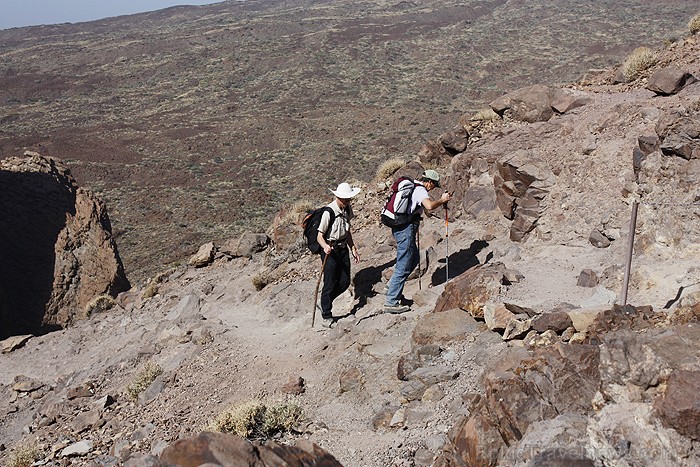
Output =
[{"x1": 384, "y1": 170, "x2": 450, "y2": 314}]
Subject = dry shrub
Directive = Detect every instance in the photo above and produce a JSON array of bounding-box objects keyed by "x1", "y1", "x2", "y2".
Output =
[
  {"x1": 375, "y1": 158, "x2": 406, "y2": 181},
  {"x1": 207, "y1": 399, "x2": 303, "y2": 440},
  {"x1": 84, "y1": 294, "x2": 116, "y2": 316},
  {"x1": 141, "y1": 282, "x2": 159, "y2": 299},
  {"x1": 252, "y1": 272, "x2": 271, "y2": 291},
  {"x1": 126, "y1": 361, "x2": 163, "y2": 401},
  {"x1": 689, "y1": 12, "x2": 700, "y2": 34},
  {"x1": 141, "y1": 266, "x2": 177, "y2": 299},
  {"x1": 278, "y1": 200, "x2": 314, "y2": 227},
  {"x1": 473, "y1": 108, "x2": 499, "y2": 122},
  {"x1": 8, "y1": 442, "x2": 40, "y2": 467},
  {"x1": 622, "y1": 46, "x2": 657, "y2": 82}
]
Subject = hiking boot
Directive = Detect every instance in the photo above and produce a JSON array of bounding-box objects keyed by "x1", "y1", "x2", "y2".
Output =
[
  {"x1": 319, "y1": 317, "x2": 335, "y2": 329},
  {"x1": 383, "y1": 304, "x2": 410, "y2": 314}
]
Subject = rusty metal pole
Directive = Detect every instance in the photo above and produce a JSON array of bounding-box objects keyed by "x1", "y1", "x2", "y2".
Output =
[
  {"x1": 620, "y1": 200, "x2": 639, "y2": 306},
  {"x1": 417, "y1": 223, "x2": 421, "y2": 290}
]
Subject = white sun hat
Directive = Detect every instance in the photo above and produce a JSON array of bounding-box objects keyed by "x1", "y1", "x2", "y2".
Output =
[{"x1": 330, "y1": 182, "x2": 361, "y2": 199}]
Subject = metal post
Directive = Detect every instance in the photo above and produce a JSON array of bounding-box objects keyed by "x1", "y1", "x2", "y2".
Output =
[
  {"x1": 445, "y1": 203, "x2": 449, "y2": 283},
  {"x1": 417, "y1": 223, "x2": 421, "y2": 290},
  {"x1": 620, "y1": 201, "x2": 639, "y2": 306}
]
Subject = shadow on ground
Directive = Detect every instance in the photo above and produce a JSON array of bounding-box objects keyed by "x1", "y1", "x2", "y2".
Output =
[
  {"x1": 431, "y1": 240, "x2": 490, "y2": 286},
  {"x1": 349, "y1": 259, "x2": 396, "y2": 315}
]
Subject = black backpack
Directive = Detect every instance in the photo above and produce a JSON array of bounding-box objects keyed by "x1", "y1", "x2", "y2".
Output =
[
  {"x1": 380, "y1": 176, "x2": 416, "y2": 227},
  {"x1": 301, "y1": 207, "x2": 336, "y2": 254}
]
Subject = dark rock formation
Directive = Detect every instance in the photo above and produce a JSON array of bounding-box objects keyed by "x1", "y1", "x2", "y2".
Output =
[
  {"x1": 433, "y1": 262, "x2": 512, "y2": 317},
  {"x1": 0, "y1": 153, "x2": 129, "y2": 339},
  {"x1": 655, "y1": 107, "x2": 700, "y2": 160},
  {"x1": 646, "y1": 66, "x2": 696, "y2": 96},
  {"x1": 438, "y1": 343, "x2": 600, "y2": 466},
  {"x1": 156, "y1": 432, "x2": 343, "y2": 466},
  {"x1": 493, "y1": 151, "x2": 554, "y2": 242},
  {"x1": 489, "y1": 84, "x2": 587, "y2": 123}
]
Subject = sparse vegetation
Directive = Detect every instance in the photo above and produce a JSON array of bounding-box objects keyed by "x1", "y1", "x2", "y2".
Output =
[
  {"x1": 375, "y1": 158, "x2": 406, "y2": 181},
  {"x1": 252, "y1": 271, "x2": 271, "y2": 291},
  {"x1": 621, "y1": 46, "x2": 657, "y2": 82},
  {"x1": 84, "y1": 294, "x2": 116, "y2": 316},
  {"x1": 141, "y1": 282, "x2": 159, "y2": 299},
  {"x1": 0, "y1": 0, "x2": 696, "y2": 288},
  {"x1": 206, "y1": 399, "x2": 303, "y2": 440},
  {"x1": 689, "y1": 12, "x2": 700, "y2": 34},
  {"x1": 8, "y1": 442, "x2": 40, "y2": 467},
  {"x1": 126, "y1": 361, "x2": 163, "y2": 401},
  {"x1": 278, "y1": 200, "x2": 314, "y2": 227},
  {"x1": 141, "y1": 267, "x2": 177, "y2": 299},
  {"x1": 473, "y1": 108, "x2": 500, "y2": 122}
]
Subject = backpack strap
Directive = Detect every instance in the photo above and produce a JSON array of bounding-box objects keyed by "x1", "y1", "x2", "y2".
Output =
[{"x1": 319, "y1": 206, "x2": 336, "y2": 240}]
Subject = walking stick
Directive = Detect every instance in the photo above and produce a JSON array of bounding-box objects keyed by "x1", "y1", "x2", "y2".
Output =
[
  {"x1": 416, "y1": 222, "x2": 421, "y2": 290},
  {"x1": 312, "y1": 251, "x2": 330, "y2": 328},
  {"x1": 445, "y1": 202, "x2": 449, "y2": 283}
]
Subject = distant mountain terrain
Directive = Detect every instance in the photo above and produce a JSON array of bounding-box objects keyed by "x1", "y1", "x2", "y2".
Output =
[{"x1": 0, "y1": 0, "x2": 697, "y2": 282}]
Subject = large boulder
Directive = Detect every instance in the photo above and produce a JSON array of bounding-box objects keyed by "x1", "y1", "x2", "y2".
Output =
[
  {"x1": 0, "y1": 153, "x2": 130, "y2": 339},
  {"x1": 490, "y1": 85, "x2": 585, "y2": 123},
  {"x1": 433, "y1": 262, "x2": 513, "y2": 318},
  {"x1": 156, "y1": 431, "x2": 342, "y2": 466},
  {"x1": 646, "y1": 66, "x2": 696, "y2": 96},
  {"x1": 439, "y1": 343, "x2": 600, "y2": 466}
]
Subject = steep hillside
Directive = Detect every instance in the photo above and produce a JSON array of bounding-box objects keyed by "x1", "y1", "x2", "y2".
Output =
[
  {"x1": 0, "y1": 0, "x2": 697, "y2": 283},
  {"x1": 1, "y1": 30, "x2": 698, "y2": 467}
]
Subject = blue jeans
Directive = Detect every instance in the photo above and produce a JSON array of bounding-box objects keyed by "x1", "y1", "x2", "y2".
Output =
[{"x1": 385, "y1": 223, "x2": 419, "y2": 306}]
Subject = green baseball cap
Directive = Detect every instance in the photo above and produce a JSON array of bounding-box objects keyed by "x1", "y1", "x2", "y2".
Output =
[{"x1": 422, "y1": 169, "x2": 441, "y2": 187}]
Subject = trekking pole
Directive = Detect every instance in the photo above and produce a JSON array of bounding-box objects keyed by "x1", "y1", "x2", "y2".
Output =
[
  {"x1": 417, "y1": 222, "x2": 422, "y2": 290},
  {"x1": 445, "y1": 202, "x2": 449, "y2": 283},
  {"x1": 312, "y1": 251, "x2": 330, "y2": 328}
]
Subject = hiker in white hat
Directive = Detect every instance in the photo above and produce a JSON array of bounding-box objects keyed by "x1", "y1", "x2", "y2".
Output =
[
  {"x1": 384, "y1": 169, "x2": 450, "y2": 314},
  {"x1": 316, "y1": 182, "x2": 361, "y2": 328}
]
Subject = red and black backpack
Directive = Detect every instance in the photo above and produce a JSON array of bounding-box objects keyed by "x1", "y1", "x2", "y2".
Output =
[{"x1": 380, "y1": 177, "x2": 416, "y2": 227}]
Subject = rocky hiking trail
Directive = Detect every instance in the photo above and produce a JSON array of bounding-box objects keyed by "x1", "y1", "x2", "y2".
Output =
[
  {"x1": 1, "y1": 216, "x2": 501, "y2": 466},
  {"x1": 4, "y1": 204, "x2": 692, "y2": 466}
]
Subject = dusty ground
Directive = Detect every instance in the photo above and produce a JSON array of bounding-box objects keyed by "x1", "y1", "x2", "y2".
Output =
[
  {"x1": 1, "y1": 200, "x2": 690, "y2": 466},
  {"x1": 0, "y1": 0, "x2": 696, "y2": 284}
]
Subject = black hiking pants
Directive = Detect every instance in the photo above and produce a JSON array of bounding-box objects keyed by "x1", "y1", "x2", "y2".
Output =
[{"x1": 319, "y1": 245, "x2": 351, "y2": 319}]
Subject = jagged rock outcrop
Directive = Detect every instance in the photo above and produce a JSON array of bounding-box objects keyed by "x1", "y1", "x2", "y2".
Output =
[
  {"x1": 434, "y1": 302, "x2": 700, "y2": 467},
  {"x1": 493, "y1": 150, "x2": 556, "y2": 242},
  {"x1": 0, "y1": 152, "x2": 129, "y2": 338}
]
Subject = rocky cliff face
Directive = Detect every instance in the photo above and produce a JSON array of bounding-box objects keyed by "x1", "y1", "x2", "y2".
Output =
[{"x1": 0, "y1": 153, "x2": 129, "y2": 339}]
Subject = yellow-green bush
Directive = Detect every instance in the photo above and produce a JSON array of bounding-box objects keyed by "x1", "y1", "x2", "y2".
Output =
[
  {"x1": 278, "y1": 200, "x2": 314, "y2": 227},
  {"x1": 8, "y1": 442, "x2": 40, "y2": 467},
  {"x1": 621, "y1": 47, "x2": 657, "y2": 82},
  {"x1": 207, "y1": 399, "x2": 303, "y2": 440},
  {"x1": 473, "y1": 108, "x2": 500, "y2": 122},
  {"x1": 84, "y1": 294, "x2": 116, "y2": 317},
  {"x1": 375, "y1": 158, "x2": 406, "y2": 181},
  {"x1": 252, "y1": 272, "x2": 271, "y2": 291},
  {"x1": 125, "y1": 361, "x2": 163, "y2": 401},
  {"x1": 689, "y1": 12, "x2": 700, "y2": 34},
  {"x1": 141, "y1": 282, "x2": 159, "y2": 299}
]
